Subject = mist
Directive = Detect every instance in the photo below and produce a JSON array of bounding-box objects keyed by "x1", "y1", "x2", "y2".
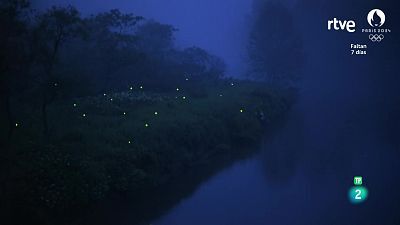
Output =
[
  {"x1": 1, "y1": 0, "x2": 400, "y2": 224},
  {"x1": 33, "y1": 0, "x2": 253, "y2": 77}
]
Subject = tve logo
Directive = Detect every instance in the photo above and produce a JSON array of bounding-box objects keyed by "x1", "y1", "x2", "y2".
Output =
[{"x1": 327, "y1": 18, "x2": 356, "y2": 32}]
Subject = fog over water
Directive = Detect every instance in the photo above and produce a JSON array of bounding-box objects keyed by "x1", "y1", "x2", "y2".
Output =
[{"x1": 29, "y1": 0, "x2": 400, "y2": 224}]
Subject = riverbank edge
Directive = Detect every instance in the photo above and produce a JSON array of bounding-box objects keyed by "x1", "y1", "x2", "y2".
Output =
[{"x1": 0, "y1": 82, "x2": 296, "y2": 225}]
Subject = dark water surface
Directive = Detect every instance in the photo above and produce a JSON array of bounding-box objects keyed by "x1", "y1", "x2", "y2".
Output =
[
  {"x1": 151, "y1": 91, "x2": 400, "y2": 225},
  {"x1": 150, "y1": 29, "x2": 400, "y2": 225}
]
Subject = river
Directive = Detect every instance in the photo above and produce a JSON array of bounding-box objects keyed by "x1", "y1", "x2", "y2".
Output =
[
  {"x1": 150, "y1": 31, "x2": 400, "y2": 225},
  {"x1": 151, "y1": 88, "x2": 400, "y2": 225}
]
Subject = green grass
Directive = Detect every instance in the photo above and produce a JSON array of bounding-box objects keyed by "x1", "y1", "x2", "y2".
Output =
[{"x1": 2, "y1": 80, "x2": 293, "y2": 222}]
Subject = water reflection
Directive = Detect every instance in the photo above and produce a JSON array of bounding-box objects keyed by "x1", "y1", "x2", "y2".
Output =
[
  {"x1": 260, "y1": 108, "x2": 304, "y2": 183},
  {"x1": 152, "y1": 94, "x2": 400, "y2": 225}
]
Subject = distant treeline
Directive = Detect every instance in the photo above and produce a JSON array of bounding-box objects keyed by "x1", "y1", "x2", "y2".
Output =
[
  {"x1": 0, "y1": 0, "x2": 226, "y2": 137},
  {"x1": 0, "y1": 0, "x2": 304, "y2": 140},
  {"x1": 0, "y1": 1, "x2": 299, "y2": 224},
  {"x1": 247, "y1": 0, "x2": 304, "y2": 85}
]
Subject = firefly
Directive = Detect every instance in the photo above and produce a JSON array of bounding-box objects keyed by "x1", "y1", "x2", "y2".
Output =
[
  {"x1": 176, "y1": 88, "x2": 180, "y2": 91},
  {"x1": 182, "y1": 96, "x2": 186, "y2": 100},
  {"x1": 82, "y1": 113, "x2": 86, "y2": 117},
  {"x1": 15, "y1": 123, "x2": 19, "y2": 127},
  {"x1": 140, "y1": 86, "x2": 143, "y2": 89},
  {"x1": 130, "y1": 86, "x2": 133, "y2": 90},
  {"x1": 145, "y1": 123, "x2": 149, "y2": 127},
  {"x1": 103, "y1": 93, "x2": 107, "y2": 96},
  {"x1": 73, "y1": 103, "x2": 77, "y2": 107},
  {"x1": 123, "y1": 112, "x2": 126, "y2": 115},
  {"x1": 240, "y1": 109, "x2": 244, "y2": 113},
  {"x1": 154, "y1": 112, "x2": 158, "y2": 115}
]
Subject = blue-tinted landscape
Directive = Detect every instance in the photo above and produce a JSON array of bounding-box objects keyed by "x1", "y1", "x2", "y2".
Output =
[{"x1": 1, "y1": 0, "x2": 399, "y2": 224}]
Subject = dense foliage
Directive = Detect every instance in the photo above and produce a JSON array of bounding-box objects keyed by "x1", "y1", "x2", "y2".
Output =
[
  {"x1": 0, "y1": 1, "x2": 294, "y2": 224},
  {"x1": 0, "y1": 0, "x2": 227, "y2": 138}
]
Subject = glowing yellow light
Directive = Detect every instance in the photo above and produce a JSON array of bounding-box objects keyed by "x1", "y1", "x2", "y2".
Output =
[
  {"x1": 154, "y1": 112, "x2": 158, "y2": 115},
  {"x1": 240, "y1": 109, "x2": 244, "y2": 113},
  {"x1": 15, "y1": 123, "x2": 19, "y2": 127},
  {"x1": 128, "y1": 140, "x2": 131, "y2": 144},
  {"x1": 145, "y1": 123, "x2": 149, "y2": 127}
]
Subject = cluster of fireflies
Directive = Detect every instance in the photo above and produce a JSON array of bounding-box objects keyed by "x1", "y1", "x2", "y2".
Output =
[{"x1": 14, "y1": 78, "x2": 246, "y2": 143}]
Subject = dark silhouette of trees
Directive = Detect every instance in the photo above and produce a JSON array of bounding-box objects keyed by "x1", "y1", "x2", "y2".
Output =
[
  {"x1": 248, "y1": 1, "x2": 304, "y2": 86},
  {"x1": 0, "y1": 0, "x2": 227, "y2": 140},
  {"x1": 83, "y1": 9, "x2": 143, "y2": 91},
  {"x1": 0, "y1": 0, "x2": 31, "y2": 141},
  {"x1": 135, "y1": 20, "x2": 177, "y2": 57},
  {"x1": 32, "y1": 5, "x2": 82, "y2": 134},
  {"x1": 179, "y1": 47, "x2": 226, "y2": 80}
]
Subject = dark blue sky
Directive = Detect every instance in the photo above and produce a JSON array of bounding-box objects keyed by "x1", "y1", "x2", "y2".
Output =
[{"x1": 34, "y1": 0, "x2": 256, "y2": 76}]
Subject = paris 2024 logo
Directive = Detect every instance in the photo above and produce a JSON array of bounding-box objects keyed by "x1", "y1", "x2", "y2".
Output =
[{"x1": 363, "y1": 9, "x2": 391, "y2": 42}]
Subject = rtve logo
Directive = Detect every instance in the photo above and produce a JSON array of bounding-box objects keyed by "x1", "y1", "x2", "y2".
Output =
[{"x1": 327, "y1": 18, "x2": 356, "y2": 32}]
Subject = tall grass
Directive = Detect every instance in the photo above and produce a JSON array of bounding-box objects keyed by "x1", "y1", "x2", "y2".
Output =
[{"x1": 1, "y1": 80, "x2": 293, "y2": 223}]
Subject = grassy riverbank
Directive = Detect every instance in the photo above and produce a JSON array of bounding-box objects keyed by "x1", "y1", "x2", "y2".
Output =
[{"x1": 1, "y1": 80, "x2": 293, "y2": 224}]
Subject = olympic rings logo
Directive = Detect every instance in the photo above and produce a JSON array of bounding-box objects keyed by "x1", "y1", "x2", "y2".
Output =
[{"x1": 369, "y1": 34, "x2": 384, "y2": 42}]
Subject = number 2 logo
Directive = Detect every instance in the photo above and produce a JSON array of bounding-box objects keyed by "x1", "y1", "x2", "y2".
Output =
[{"x1": 355, "y1": 189, "x2": 362, "y2": 200}]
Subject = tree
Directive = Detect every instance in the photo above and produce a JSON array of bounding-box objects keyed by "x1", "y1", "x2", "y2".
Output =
[
  {"x1": 248, "y1": 1, "x2": 304, "y2": 86},
  {"x1": 83, "y1": 9, "x2": 143, "y2": 91},
  {"x1": 0, "y1": 0, "x2": 31, "y2": 141},
  {"x1": 32, "y1": 5, "x2": 82, "y2": 134},
  {"x1": 179, "y1": 47, "x2": 226, "y2": 80},
  {"x1": 135, "y1": 20, "x2": 177, "y2": 57},
  {"x1": 86, "y1": 9, "x2": 143, "y2": 47}
]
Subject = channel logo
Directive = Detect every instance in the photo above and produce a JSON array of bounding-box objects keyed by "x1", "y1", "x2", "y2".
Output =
[{"x1": 327, "y1": 8, "x2": 391, "y2": 43}]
